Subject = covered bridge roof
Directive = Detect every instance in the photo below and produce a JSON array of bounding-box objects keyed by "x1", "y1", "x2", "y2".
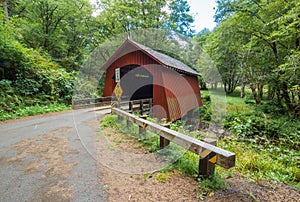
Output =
[{"x1": 101, "y1": 39, "x2": 200, "y2": 76}]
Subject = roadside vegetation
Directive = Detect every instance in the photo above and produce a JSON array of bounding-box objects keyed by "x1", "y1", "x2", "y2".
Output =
[
  {"x1": 202, "y1": 89, "x2": 300, "y2": 189},
  {"x1": 99, "y1": 88, "x2": 300, "y2": 195}
]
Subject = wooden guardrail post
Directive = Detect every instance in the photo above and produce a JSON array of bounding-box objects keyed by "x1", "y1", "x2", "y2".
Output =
[
  {"x1": 126, "y1": 119, "x2": 132, "y2": 128},
  {"x1": 139, "y1": 99, "x2": 144, "y2": 115},
  {"x1": 126, "y1": 101, "x2": 132, "y2": 127},
  {"x1": 129, "y1": 101, "x2": 133, "y2": 113},
  {"x1": 117, "y1": 114, "x2": 122, "y2": 122},
  {"x1": 198, "y1": 138, "x2": 217, "y2": 179},
  {"x1": 149, "y1": 98, "x2": 152, "y2": 114},
  {"x1": 160, "y1": 123, "x2": 170, "y2": 148},
  {"x1": 138, "y1": 115, "x2": 147, "y2": 139}
]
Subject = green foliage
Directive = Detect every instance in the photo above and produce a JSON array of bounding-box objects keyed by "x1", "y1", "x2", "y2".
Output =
[
  {"x1": 198, "y1": 175, "x2": 227, "y2": 196},
  {"x1": 198, "y1": 101, "x2": 212, "y2": 122},
  {"x1": 155, "y1": 172, "x2": 171, "y2": 183},
  {"x1": 96, "y1": 0, "x2": 195, "y2": 38},
  {"x1": 210, "y1": 0, "x2": 300, "y2": 116},
  {"x1": 225, "y1": 111, "x2": 300, "y2": 150},
  {"x1": 219, "y1": 137, "x2": 300, "y2": 187},
  {"x1": 199, "y1": 91, "x2": 300, "y2": 187},
  {"x1": 12, "y1": 0, "x2": 95, "y2": 70},
  {"x1": 0, "y1": 21, "x2": 74, "y2": 115},
  {"x1": 173, "y1": 151, "x2": 198, "y2": 177},
  {"x1": 100, "y1": 115, "x2": 118, "y2": 129},
  {"x1": 97, "y1": 0, "x2": 168, "y2": 37},
  {"x1": 203, "y1": 16, "x2": 245, "y2": 94},
  {"x1": 0, "y1": 103, "x2": 70, "y2": 121},
  {"x1": 167, "y1": 0, "x2": 195, "y2": 36}
]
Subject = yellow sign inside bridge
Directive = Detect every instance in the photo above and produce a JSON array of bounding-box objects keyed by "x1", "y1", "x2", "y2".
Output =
[{"x1": 114, "y1": 82, "x2": 123, "y2": 101}]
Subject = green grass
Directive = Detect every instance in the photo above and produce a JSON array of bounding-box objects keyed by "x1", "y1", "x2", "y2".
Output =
[
  {"x1": 0, "y1": 103, "x2": 71, "y2": 121},
  {"x1": 201, "y1": 89, "x2": 254, "y2": 114},
  {"x1": 198, "y1": 174, "x2": 227, "y2": 199}
]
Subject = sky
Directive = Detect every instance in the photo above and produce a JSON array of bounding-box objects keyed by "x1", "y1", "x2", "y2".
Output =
[{"x1": 187, "y1": 0, "x2": 217, "y2": 32}]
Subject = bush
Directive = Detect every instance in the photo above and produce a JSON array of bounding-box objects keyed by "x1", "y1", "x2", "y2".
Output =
[
  {"x1": 198, "y1": 101, "x2": 212, "y2": 122},
  {"x1": 198, "y1": 175, "x2": 227, "y2": 196},
  {"x1": 0, "y1": 32, "x2": 75, "y2": 110},
  {"x1": 225, "y1": 111, "x2": 300, "y2": 150}
]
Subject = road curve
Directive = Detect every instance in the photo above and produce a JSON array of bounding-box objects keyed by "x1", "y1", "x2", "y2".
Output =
[{"x1": 0, "y1": 108, "x2": 110, "y2": 202}]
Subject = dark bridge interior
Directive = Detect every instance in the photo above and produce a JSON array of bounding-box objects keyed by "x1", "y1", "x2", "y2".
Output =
[{"x1": 118, "y1": 65, "x2": 153, "y2": 100}]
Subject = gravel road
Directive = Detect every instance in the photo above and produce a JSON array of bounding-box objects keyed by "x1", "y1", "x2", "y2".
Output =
[{"x1": 0, "y1": 108, "x2": 110, "y2": 202}]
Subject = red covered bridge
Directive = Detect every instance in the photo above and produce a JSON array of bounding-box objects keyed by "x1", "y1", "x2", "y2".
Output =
[{"x1": 101, "y1": 39, "x2": 202, "y2": 122}]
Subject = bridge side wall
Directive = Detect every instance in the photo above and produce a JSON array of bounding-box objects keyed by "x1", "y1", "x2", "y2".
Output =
[{"x1": 102, "y1": 50, "x2": 202, "y2": 121}]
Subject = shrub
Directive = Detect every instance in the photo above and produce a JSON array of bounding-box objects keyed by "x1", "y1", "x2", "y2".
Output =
[
  {"x1": 198, "y1": 175, "x2": 227, "y2": 196},
  {"x1": 0, "y1": 32, "x2": 75, "y2": 110},
  {"x1": 225, "y1": 111, "x2": 300, "y2": 150}
]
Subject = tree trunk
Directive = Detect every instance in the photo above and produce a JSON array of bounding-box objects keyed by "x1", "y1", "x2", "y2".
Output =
[
  {"x1": 2, "y1": 1, "x2": 9, "y2": 23},
  {"x1": 298, "y1": 89, "x2": 300, "y2": 120},
  {"x1": 240, "y1": 76, "x2": 246, "y2": 98},
  {"x1": 267, "y1": 85, "x2": 274, "y2": 100},
  {"x1": 276, "y1": 88, "x2": 281, "y2": 105},
  {"x1": 258, "y1": 84, "x2": 264, "y2": 101},
  {"x1": 250, "y1": 84, "x2": 261, "y2": 104},
  {"x1": 224, "y1": 81, "x2": 227, "y2": 93},
  {"x1": 282, "y1": 82, "x2": 294, "y2": 116}
]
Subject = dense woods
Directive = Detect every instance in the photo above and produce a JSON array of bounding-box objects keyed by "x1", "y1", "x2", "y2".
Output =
[
  {"x1": 203, "y1": 0, "x2": 300, "y2": 119},
  {"x1": 0, "y1": 0, "x2": 299, "y2": 120}
]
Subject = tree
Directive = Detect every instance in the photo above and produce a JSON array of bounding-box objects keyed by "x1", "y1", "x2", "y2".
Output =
[
  {"x1": 95, "y1": 0, "x2": 195, "y2": 39},
  {"x1": 212, "y1": 0, "x2": 300, "y2": 117},
  {"x1": 2, "y1": 1, "x2": 8, "y2": 23},
  {"x1": 11, "y1": 0, "x2": 96, "y2": 71},
  {"x1": 193, "y1": 29, "x2": 221, "y2": 90},
  {"x1": 167, "y1": 0, "x2": 195, "y2": 37},
  {"x1": 96, "y1": 0, "x2": 168, "y2": 38},
  {"x1": 204, "y1": 16, "x2": 247, "y2": 94}
]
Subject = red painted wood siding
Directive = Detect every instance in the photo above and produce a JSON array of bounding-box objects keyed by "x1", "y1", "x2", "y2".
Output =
[{"x1": 103, "y1": 50, "x2": 202, "y2": 121}]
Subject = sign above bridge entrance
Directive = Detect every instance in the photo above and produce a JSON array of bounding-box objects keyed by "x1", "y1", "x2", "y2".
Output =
[{"x1": 115, "y1": 68, "x2": 120, "y2": 83}]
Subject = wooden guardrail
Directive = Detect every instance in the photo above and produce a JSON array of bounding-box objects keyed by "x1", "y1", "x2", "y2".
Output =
[
  {"x1": 72, "y1": 96, "x2": 153, "y2": 113},
  {"x1": 72, "y1": 96, "x2": 112, "y2": 109},
  {"x1": 112, "y1": 107, "x2": 235, "y2": 178},
  {"x1": 113, "y1": 98, "x2": 152, "y2": 115}
]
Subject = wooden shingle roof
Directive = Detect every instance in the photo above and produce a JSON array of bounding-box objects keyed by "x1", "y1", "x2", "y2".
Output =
[{"x1": 101, "y1": 39, "x2": 200, "y2": 76}]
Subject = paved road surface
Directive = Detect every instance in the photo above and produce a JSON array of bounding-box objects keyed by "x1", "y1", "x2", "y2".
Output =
[{"x1": 0, "y1": 108, "x2": 110, "y2": 201}]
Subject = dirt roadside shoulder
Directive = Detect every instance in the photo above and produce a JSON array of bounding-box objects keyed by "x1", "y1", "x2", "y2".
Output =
[{"x1": 96, "y1": 123, "x2": 300, "y2": 202}]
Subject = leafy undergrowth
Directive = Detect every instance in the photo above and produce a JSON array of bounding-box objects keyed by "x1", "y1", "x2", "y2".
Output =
[
  {"x1": 218, "y1": 136, "x2": 300, "y2": 189},
  {"x1": 200, "y1": 89, "x2": 300, "y2": 189},
  {"x1": 0, "y1": 103, "x2": 71, "y2": 121}
]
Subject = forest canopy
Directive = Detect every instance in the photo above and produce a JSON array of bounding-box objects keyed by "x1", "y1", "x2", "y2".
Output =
[{"x1": 198, "y1": 0, "x2": 300, "y2": 119}]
